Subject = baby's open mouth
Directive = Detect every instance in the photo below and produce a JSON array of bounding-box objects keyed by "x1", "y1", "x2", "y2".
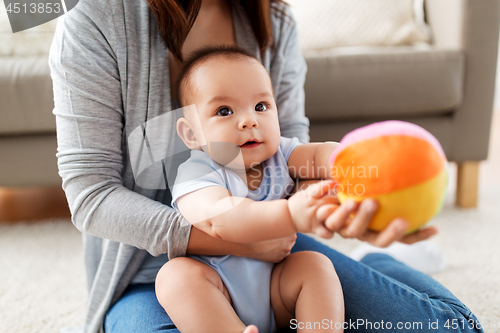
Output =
[{"x1": 240, "y1": 141, "x2": 262, "y2": 148}]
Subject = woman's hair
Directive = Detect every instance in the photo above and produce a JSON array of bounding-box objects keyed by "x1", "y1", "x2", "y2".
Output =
[
  {"x1": 146, "y1": 0, "x2": 286, "y2": 62},
  {"x1": 177, "y1": 44, "x2": 259, "y2": 106}
]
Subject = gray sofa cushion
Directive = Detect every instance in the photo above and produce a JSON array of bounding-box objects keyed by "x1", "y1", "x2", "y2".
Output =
[
  {"x1": 304, "y1": 47, "x2": 465, "y2": 120},
  {"x1": 0, "y1": 56, "x2": 55, "y2": 135},
  {"x1": 0, "y1": 134, "x2": 60, "y2": 186}
]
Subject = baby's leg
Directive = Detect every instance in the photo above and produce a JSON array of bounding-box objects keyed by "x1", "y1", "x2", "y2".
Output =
[
  {"x1": 270, "y1": 251, "x2": 344, "y2": 332},
  {"x1": 156, "y1": 257, "x2": 257, "y2": 333}
]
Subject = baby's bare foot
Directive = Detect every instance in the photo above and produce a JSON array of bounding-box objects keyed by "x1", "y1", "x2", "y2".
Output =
[{"x1": 242, "y1": 325, "x2": 258, "y2": 333}]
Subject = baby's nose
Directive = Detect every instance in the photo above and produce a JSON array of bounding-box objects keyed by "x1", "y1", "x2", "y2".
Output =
[{"x1": 239, "y1": 113, "x2": 258, "y2": 129}]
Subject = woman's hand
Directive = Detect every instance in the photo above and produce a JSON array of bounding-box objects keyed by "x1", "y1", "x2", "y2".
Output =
[
  {"x1": 244, "y1": 234, "x2": 297, "y2": 263},
  {"x1": 293, "y1": 179, "x2": 438, "y2": 247},
  {"x1": 324, "y1": 198, "x2": 438, "y2": 247}
]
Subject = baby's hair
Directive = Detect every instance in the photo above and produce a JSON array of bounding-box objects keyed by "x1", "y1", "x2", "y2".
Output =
[{"x1": 176, "y1": 45, "x2": 260, "y2": 107}]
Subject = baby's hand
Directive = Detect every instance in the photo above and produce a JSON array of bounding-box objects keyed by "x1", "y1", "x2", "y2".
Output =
[{"x1": 287, "y1": 180, "x2": 338, "y2": 238}]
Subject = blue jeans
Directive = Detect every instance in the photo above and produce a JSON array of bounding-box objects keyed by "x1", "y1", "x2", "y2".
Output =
[{"x1": 105, "y1": 233, "x2": 483, "y2": 332}]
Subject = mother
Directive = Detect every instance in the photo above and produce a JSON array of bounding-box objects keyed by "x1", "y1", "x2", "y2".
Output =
[{"x1": 50, "y1": 0, "x2": 482, "y2": 332}]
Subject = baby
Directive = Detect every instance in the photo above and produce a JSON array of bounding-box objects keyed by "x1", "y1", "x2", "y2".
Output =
[{"x1": 156, "y1": 45, "x2": 344, "y2": 333}]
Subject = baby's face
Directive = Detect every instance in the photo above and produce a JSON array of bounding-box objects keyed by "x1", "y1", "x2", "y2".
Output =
[{"x1": 184, "y1": 57, "x2": 281, "y2": 169}]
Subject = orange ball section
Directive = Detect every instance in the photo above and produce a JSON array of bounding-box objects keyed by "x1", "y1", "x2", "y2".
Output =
[{"x1": 332, "y1": 135, "x2": 445, "y2": 197}]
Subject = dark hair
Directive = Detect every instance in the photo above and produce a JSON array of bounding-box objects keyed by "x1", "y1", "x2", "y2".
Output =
[
  {"x1": 146, "y1": 0, "x2": 287, "y2": 62},
  {"x1": 177, "y1": 44, "x2": 259, "y2": 106}
]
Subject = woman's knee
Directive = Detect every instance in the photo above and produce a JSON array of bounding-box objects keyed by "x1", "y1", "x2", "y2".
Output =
[{"x1": 105, "y1": 283, "x2": 179, "y2": 333}]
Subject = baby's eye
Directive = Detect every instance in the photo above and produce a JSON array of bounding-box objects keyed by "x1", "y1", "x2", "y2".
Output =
[
  {"x1": 255, "y1": 103, "x2": 268, "y2": 112},
  {"x1": 216, "y1": 107, "x2": 233, "y2": 116}
]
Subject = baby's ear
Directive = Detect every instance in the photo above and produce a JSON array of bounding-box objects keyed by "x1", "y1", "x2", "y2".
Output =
[{"x1": 177, "y1": 117, "x2": 199, "y2": 149}]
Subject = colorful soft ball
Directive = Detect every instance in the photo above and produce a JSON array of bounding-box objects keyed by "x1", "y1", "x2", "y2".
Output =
[{"x1": 329, "y1": 120, "x2": 448, "y2": 233}]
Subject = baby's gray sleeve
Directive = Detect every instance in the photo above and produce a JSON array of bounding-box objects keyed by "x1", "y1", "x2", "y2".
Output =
[{"x1": 49, "y1": 1, "x2": 190, "y2": 258}]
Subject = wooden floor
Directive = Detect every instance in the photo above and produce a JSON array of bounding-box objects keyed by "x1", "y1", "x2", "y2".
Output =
[
  {"x1": 0, "y1": 186, "x2": 70, "y2": 222},
  {"x1": 1, "y1": 112, "x2": 499, "y2": 223}
]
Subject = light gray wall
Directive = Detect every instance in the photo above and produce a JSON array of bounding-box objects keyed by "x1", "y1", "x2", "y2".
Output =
[{"x1": 495, "y1": 29, "x2": 500, "y2": 111}]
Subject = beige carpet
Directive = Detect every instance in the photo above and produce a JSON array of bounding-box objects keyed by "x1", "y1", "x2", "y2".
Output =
[{"x1": 0, "y1": 219, "x2": 86, "y2": 332}]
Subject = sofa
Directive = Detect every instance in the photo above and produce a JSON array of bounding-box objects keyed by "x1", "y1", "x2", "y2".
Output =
[{"x1": 1, "y1": 0, "x2": 499, "y2": 208}]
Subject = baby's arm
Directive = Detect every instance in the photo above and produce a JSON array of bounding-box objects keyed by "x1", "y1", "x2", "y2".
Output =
[
  {"x1": 175, "y1": 141, "x2": 341, "y2": 243},
  {"x1": 287, "y1": 142, "x2": 340, "y2": 180},
  {"x1": 176, "y1": 186, "x2": 295, "y2": 244},
  {"x1": 176, "y1": 180, "x2": 338, "y2": 244}
]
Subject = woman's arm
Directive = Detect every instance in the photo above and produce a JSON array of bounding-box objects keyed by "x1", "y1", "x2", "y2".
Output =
[
  {"x1": 50, "y1": 1, "x2": 192, "y2": 258},
  {"x1": 186, "y1": 224, "x2": 297, "y2": 263}
]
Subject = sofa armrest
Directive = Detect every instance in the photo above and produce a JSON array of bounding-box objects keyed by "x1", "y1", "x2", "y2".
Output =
[
  {"x1": 426, "y1": 0, "x2": 466, "y2": 50},
  {"x1": 450, "y1": 0, "x2": 500, "y2": 161}
]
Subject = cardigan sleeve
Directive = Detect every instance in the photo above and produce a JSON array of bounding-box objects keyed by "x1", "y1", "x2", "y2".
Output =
[
  {"x1": 49, "y1": 0, "x2": 190, "y2": 258},
  {"x1": 271, "y1": 3, "x2": 310, "y2": 144}
]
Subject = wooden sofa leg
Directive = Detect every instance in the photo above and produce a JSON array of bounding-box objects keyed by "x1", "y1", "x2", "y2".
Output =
[{"x1": 456, "y1": 161, "x2": 479, "y2": 208}]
